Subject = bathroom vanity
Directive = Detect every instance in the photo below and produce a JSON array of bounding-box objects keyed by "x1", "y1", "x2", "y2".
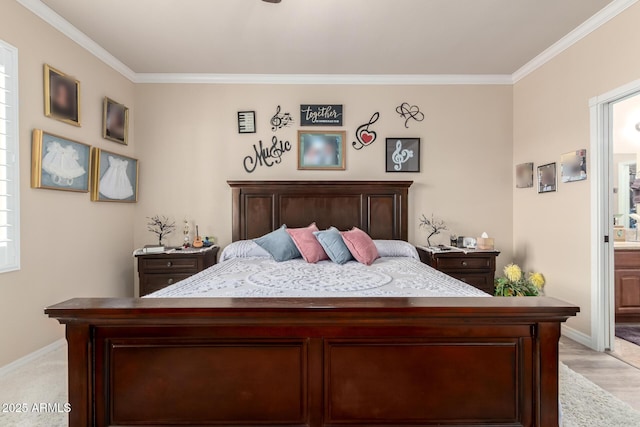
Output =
[{"x1": 614, "y1": 243, "x2": 640, "y2": 322}]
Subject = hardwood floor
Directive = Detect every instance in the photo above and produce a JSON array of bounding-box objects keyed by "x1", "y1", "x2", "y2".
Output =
[{"x1": 560, "y1": 336, "x2": 640, "y2": 410}]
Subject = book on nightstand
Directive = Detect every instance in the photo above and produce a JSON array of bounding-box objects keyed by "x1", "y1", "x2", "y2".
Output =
[{"x1": 142, "y1": 245, "x2": 165, "y2": 254}]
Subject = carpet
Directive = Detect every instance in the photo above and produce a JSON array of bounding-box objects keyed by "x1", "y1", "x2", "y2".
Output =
[
  {"x1": 2, "y1": 347, "x2": 640, "y2": 427},
  {"x1": 616, "y1": 325, "x2": 640, "y2": 346}
]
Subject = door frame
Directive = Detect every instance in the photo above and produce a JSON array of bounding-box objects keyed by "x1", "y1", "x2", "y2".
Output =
[{"x1": 590, "y1": 78, "x2": 640, "y2": 352}]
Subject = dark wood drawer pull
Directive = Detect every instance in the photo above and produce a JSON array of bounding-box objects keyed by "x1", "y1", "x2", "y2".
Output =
[
  {"x1": 166, "y1": 261, "x2": 172, "y2": 267},
  {"x1": 167, "y1": 278, "x2": 174, "y2": 285}
]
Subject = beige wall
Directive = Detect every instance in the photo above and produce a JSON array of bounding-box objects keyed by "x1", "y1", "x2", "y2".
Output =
[
  {"x1": 0, "y1": 1, "x2": 136, "y2": 367},
  {"x1": 133, "y1": 84, "x2": 514, "y2": 268},
  {"x1": 513, "y1": 2, "x2": 640, "y2": 335}
]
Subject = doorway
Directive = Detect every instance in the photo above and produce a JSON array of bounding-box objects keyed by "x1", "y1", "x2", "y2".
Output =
[{"x1": 591, "y1": 78, "x2": 640, "y2": 364}]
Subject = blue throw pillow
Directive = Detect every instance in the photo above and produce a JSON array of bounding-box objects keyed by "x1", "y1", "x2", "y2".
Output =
[
  {"x1": 253, "y1": 225, "x2": 301, "y2": 262},
  {"x1": 313, "y1": 227, "x2": 353, "y2": 264}
]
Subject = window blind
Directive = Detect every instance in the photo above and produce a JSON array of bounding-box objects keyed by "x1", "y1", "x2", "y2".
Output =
[{"x1": 0, "y1": 40, "x2": 20, "y2": 273}]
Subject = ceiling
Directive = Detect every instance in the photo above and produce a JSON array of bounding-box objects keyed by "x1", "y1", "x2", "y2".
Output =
[
  {"x1": 613, "y1": 94, "x2": 640, "y2": 154},
  {"x1": 39, "y1": 0, "x2": 614, "y2": 75}
]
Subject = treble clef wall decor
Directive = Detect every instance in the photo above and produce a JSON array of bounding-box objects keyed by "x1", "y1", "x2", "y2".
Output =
[
  {"x1": 385, "y1": 138, "x2": 421, "y2": 173},
  {"x1": 270, "y1": 105, "x2": 294, "y2": 132},
  {"x1": 395, "y1": 102, "x2": 425, "y2": 128},
  {"x1": 352, "y1": 112, "x2": 380, "y2": 150}
]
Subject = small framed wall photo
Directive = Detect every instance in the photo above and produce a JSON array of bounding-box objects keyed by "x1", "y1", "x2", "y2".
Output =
[
  {"x1": 538, "y1": 162, "x2": 557, "y2": 193},
  {"x1": 298, "y1": 130, "x2": 346, "y2": 170},
  {"x1": 102, "y1": 97, "x2": 129, "y2": 145},
  {"x1": 561, "y1": 149, "x2": 587, "y2": 183},
  {"x1": 44, "y1": 64, "x2": 80, "y2": 126},
  {"x1": 238, "y1": 111, "x2": 256, "y2": 133},
  {"x1": 386, "y1": 138, "x2": 420, "y2": 172},
  {"x1": 516, "y1": 162, "x2": 534, "y2": 188},
  {"x1": 31, "y1": 129, "x2": 90, "y2": 192},
  {"x1": 90, "y1": 148, "x2": 138, "y2": 202}
]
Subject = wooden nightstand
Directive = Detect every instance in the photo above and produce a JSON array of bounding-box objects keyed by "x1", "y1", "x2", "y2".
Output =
[
  {"x1": 416, "y1": 246, "x2": 500, "y2": 295},
  {"x1": 136, "y1": 246, "x2": 219, "y2": 296}
]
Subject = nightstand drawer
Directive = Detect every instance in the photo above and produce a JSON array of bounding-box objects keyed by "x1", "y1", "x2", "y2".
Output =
[
  {"x1": 140, "y1": 273, "x2": 193, "y2": 296},
  {"x1": 449, "y1": 273, "x2": 494, "y2": 294},
  {"x1": 437, "y1": 257, "x2": 492, "y2": 270},
  {"x1": 140, "y1": 257, "x2": 199, "y2": 272}
]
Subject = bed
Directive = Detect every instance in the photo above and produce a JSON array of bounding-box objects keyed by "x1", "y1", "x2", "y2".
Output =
[{"x1": 46, "y1": 180, "x2": 578, "y2": 427}]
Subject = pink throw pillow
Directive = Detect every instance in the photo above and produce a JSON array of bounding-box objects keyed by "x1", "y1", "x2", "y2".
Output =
[
  {"x1": 340, "y1": 227, "x2": 379, "y2": 265},
  {"x1": 286, "y1": 223, "x2": 329, "y2": 263}
]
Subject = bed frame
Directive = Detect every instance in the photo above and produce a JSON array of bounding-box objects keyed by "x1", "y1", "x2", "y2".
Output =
[{"x1": 46, "y1": 181, "x2": 578, "y2": 427}]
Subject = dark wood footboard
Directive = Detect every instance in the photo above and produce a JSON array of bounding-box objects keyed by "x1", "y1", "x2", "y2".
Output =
[{"x1": 46, "y1": 297, "x2": 578, "y2": 427}]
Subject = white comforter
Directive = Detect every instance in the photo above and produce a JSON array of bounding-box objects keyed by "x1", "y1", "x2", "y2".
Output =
[{"x1": 149, "y1": 256, "x2": 489, "y2": 298}]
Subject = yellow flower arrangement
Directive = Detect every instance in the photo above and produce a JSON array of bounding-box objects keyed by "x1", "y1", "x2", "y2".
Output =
[
  {"x1": 529, "y1": 272, "x2": 545, "y2": 289},
  {"x1": 504, "y1": 264, "x2": 522, "y2": 282},
  {"x1": 494, "y1": 264, "x2": 545, "y2": 296}
]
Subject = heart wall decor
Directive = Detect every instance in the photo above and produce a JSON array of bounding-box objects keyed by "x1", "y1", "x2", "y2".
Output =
[
  {"x1": 396, "y1": 102, "x2": 425, "y2": 128},
  {"x1": 352, "y1": 112, "x2": 380, "y2": 150}
]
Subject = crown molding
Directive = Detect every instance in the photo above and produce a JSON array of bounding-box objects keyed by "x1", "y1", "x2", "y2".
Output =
[
  {"x1": 512, "y1": 0, "x2": 638, "y2": 83},
  {"x1": 16, "y1": 0, "x2": 639, "y2": 86},
  {"x1": 133, "y1": 73, "x2": 512, "y2": 85},
  {"x1": 15, "y1": 0, "x2": 137, "y2": 82}
]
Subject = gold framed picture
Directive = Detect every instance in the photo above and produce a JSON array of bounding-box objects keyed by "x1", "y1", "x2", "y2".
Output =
[
  {"x1": 31, "y1": 129, "x2": 90, "y2": 192},
  {"x1": 44, "y1": 64, "x2": 81, "y2": 126},
  {"x1": 297, "y1": 130, "x2": 346, "y2": 170},
  {"x1": 102, "y1": 97, "x2": 129, "y2": 145},
  {"x1": 90, "y1": 148, "x2": 138, "y2": 202}
]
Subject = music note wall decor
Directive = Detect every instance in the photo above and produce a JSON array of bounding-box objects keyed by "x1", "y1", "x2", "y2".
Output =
[
  {"x1": 385, "y1": 138, "x2": 420, "y2": 172},
  {"x1": 395, "y1": 102, "x2": 425, "y2": 128},
  {"x1": 352, "y1": 112, "x2": 379, "y2": 150},
  {"x1": 237, "y1": 111, "x2": 256, "y2": 134},
  {"x1": 270, "y1": 105, "x2": 294, "y2": 132}
]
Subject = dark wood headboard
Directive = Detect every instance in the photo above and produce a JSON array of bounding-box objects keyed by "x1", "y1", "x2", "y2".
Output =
[{"x1": 228, "y1": 181, "x2": 412, "y2": 242}]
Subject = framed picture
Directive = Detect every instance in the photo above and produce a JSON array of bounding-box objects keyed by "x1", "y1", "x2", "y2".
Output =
[
  {"x1": 44, "y1": 64, "x2": 80, "y2": 126},
  {"x1": 300, "y1": 104, "x2": 343, "y2": 126},
  {"x1": 516, "y1": 162, "x2": 534, "y2": 188},
  {"x1": 298, "y1": 130, "x2": 346, "y2": 170},
  {"x1": 538, "y1": 162, "x2": 557, "y2": 193},
  {"x1": 31, "y1": 129, "x2": 90, "y2": 192},
  {"x1": 385, "y1": 138, "x2": 420, "y2": 172},
  {"x1": 238, "y1": 111, "x2": 256, "y2": 133},
  {"x1": 90, "y1": 148, "x2": 138, "y2": 202},
  {"x1": 561, "y1": 149, "x2": 587, "y2": 183},
  {"x1": 102, "y1": 97, "x2": 129, "y2": 145}
]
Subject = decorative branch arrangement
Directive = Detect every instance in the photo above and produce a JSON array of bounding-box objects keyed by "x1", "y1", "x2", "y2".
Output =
[
  {"x1": 419, "y1": 214, "x2": 448, "y2": 247},
  {"x1": 147, "y1": 215, "x2": 176, "y2": 245}
]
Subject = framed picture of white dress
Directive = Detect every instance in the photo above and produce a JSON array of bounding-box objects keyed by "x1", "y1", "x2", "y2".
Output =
[
  {"x1": 90, "y1": 148, "x2": 138, "y2": 202},
  {"x1": 31, "y1": 129, "x2": 91, "y2": 192}
]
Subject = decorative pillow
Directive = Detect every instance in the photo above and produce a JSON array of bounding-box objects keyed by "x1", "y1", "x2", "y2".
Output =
[
  {"x1": 286, "y1": 223, "x2": 329, "y2": 263},
  {"x1": 313, "y1": 227, "x2": 353, "y2": 265},
  {"x1": 374, "y1": 240, "x2": 419, "y2": 260},
  {"x1": 220, "y1": 240, "x2": 271, "y2": 262},
  {"x1": 340, "y1": 227, "x2": 379, "y2": 266},
  {"x1": 253, "y1": 225, "x2": 301, "y2": 262}
]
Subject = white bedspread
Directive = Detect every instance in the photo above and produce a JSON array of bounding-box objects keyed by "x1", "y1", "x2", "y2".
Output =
[{"x1": 149, "y1": 257, "x2": 489, "y2": 298}]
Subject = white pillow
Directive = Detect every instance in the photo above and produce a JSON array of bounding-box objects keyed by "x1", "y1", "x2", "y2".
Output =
[
  {"x1": 220, "y1": 240, "x2": 271, "y2": 262},
  {"x1": 373, "y1": 240, "x2": 419, "y2": 260}
]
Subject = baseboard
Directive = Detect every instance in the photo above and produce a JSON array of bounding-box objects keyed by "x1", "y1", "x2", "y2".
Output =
[
  {"x1": 562, "y1": 324, "x2": 597, "y2": 350},
  {"x1": 0, "y1": 338, "x2": 66, "y2": 378}
]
